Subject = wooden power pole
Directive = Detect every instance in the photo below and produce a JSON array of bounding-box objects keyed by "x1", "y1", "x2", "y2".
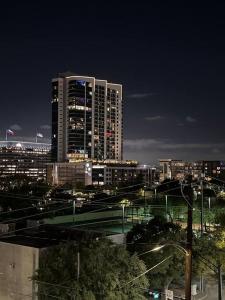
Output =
[{"x1": 183, "y1": 175, "x2": 193, "y2": 300}]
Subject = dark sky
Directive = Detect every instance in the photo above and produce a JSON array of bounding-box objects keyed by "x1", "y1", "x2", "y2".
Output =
[{"x1": 0, "y1": 1, "x2": 225, "y2": 164}]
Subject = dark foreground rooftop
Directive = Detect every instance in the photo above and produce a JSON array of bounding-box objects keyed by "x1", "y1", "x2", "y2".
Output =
[{"x1": 0, "y1": 224, "x2": 105, "y2": 248}]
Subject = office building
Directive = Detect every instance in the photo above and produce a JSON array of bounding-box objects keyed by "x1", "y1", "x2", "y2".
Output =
[
  {"x1": 159, "y1": 159, "x2": 225, "y2": 181},
  {"x1": 0, "y1": 141, "x2": 51, "y2": 180},
  {"x1": 159, "y1": 159, "x2": 186, "y2": 181},
  {"x1": 47, "y1": 160, "x2": 156, "y2": 187},
  {"x1": 52, "y1": 72, "x2": 123, "y2": 162},
  {"x1": 46, "y1": 161, "x2": 92, "y2": 186},
  {"x1": 92, "y1": 161, "x2": 156, "y2": 186}
]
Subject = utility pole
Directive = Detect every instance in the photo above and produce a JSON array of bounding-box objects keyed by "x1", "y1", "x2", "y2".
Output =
[
  {"x1": 143, "y1": 186, "x2": 146, "y2": 215},
  {"x1": 122, "y1": 204, "x2": 125, "y2": 233},
  {"x1": 73, "y1": 199, "x2": 76, "y2": 224},
  {"x1": 218, "y1": 263, "x2": 223, "y2": 300},
  {"x1": 77, "y1": 251, "x2": 80, "y2": 280},
  {"x1": 200, "y1": 175, "x2": 204, "y2": 235},
  {"x1": 183, "y1": 175, "x2": 193, "y2": 300},
  {"x1": 165, "y1": 195, "x2": 168, "y2": 216}
]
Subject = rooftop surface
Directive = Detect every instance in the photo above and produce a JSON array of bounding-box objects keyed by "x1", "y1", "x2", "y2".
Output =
[
  {"x1": 0, "y1": 141, "x2": 51, "y2": 149},
  {"x1": 0, "y1": 225, "x2": 106, "y2": 248},
  {"x1": 0, "y1": 234, "x2": 61, "y2": 248}
]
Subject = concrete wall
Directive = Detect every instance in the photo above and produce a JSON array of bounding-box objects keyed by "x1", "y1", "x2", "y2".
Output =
[{"x1": 0, "y1": 242, "x2": 39, "y2": 300}]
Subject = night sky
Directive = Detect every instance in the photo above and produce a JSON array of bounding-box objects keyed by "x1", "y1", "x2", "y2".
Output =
[{"x1": 0, "y1": 1, "x2": 225, "y2": 164}]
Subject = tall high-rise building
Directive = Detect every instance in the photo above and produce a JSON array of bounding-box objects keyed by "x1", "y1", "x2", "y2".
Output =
[{"x1": 52, "y1": 72, "x2": 123, "y2": 162}]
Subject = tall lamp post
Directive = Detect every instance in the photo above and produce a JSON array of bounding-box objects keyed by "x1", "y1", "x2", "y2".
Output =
[
  {"x1": 181, "y1": 177, "x2": 193, "y2": 300},
  {"x1": 120, "y1": 199, "x2": 130, "y2": 234},
  {"x1": 165, "y1": 194, "x2": 168, "y2": 217},
  {"x1": 200, "y1": 176, "x2": 204, "y2": 235},
  {"x1": 122, "y1": 203, "x2": 125, "y2": 233},
  {"x1": 140, "y1": 243, "x2": 191, "y2": 300}
]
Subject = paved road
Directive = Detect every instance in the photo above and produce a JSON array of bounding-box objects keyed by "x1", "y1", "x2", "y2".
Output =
[
  {"x1": 203, "y1": 278, "x2": 225, "y2": 300},
  {"x1": 169, "y1": 278, "x2": 224, "y2": 300}
]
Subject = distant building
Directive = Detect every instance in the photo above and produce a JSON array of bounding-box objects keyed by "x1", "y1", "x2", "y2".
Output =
[
  {"x1": 92, "y1": 161, "x2": 156, "y2": 186},
  {"x1": 159, "y1": 159, "x2": 186, "y2": 181},
  {"x1": 190, "y1": 160, "x2": 225, "y2": 179},
  {"x1": 47, "y1": 160, "x2": 156, "y2": 187},
  {"x1": 46, "y1": 161, "x2": 92, "y2": 186},
  {"x1": 52, "y1": 72, "x2": 123, "y2": 162},
  {"x1": 159, "y1": 159, "x2": 225, "y2": 181},
  {"x1": 0, "y1": 141, "x2": 51, "y2": 180}
]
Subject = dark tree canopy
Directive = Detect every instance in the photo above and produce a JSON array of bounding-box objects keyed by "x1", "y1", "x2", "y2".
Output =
[
  {"x1": 34, "y1": 238, "x2": 149, "y2": 300},
  {"x1": 127, "y1": 216, "x2": 186, "y2": 289}
]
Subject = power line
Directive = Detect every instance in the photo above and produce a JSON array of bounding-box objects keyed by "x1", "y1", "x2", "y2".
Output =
[
  {"x1": 0, "y1": 201, "x2": 64, "y2": 216},
  {"x1": 0, "y1": 197, "x2": 199, "y2": 228},
  {"x1": 0, "y1": 204, "x2": 73, "y2": 225},
  {"x1": 0, "y1": 203, "x2": 130, "y2": 238},
  {"x1": 0, "y1": 179, "x2": 203, "y2": 227},
  {"x1": 121, "y1": 255, "x2": 172, "y2": 287}
]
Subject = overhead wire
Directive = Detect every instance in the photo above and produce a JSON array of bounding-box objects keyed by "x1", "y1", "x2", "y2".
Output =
[{"x1": 0, "y1": 179, "x2": 205, "y2": 229}]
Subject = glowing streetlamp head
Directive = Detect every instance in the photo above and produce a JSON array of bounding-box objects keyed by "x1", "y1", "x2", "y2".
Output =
[{"x1": 151, "y1": 245, "x2": 165, "y2": 252}]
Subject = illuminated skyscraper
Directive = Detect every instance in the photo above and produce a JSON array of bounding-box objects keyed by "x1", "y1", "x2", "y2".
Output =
[{"x1": 51, "y1": 72, "x2": 123, "y2": 162}]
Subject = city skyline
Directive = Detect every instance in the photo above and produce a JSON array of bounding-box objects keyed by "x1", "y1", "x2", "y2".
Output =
[{"x1": 0, "y1": 2, "x2": 225, "y2": 163}]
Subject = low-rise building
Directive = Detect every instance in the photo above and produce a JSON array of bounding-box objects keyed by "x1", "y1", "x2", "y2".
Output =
[
  {"x1": 0, "y1": 234, "x2": 59, "y2": 300},
  {"x1": 159, "y1": 159, "x2": 225, "y2": 181},
  {"x1": 47, "y1": 160, "x2": 156, "y2": 187},
  {"x1": 159, "y1": 159, "x2": 186, "y2": 181},
  {"x1": 0, "y1": 225, "x2": 125, "y2": 299},
  {"x1": 92, "y1": 161, "x2": 156, "y2": 186},
  {"x1": 46, "y1": 161, "x2": 92, "y2": 186}
]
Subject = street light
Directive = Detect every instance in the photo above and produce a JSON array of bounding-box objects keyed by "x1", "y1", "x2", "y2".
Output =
[
  {"x1": 122, "y1": 204, "x2": 125, "y2": 233},
  {"x1": 165, "y1": 195, "x2": 168, "y2": 219},
  {"x1": 139, "y1": 243, "x2": 191, "y2": 300},
  {"x1": 120, "y1": 199, "x2": 130, "y2": 233},
  {"x1": 73, "y1": 199, "x2": 76, "y2": 224},
  {"x1": 139, "y1": 243, "x2": 188, "y2": 257},
  {"x1": 144, "y1": 186, "x2": 147, "y2": 215}
]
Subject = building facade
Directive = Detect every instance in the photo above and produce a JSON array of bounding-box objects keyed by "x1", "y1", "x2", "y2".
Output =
[
  {"x1": 47, "y1": 160, "x2": 156, "y2": 187},
  {"x1": 159, "y1": 159, "x2": 225, "y2": 181},
  {"x1": 159, "y1": 159, "x2": 186, "y2": 181},
  {"x1": 0, "y1": 238, "x2": 40, "y2": 300},
  {"x1": 92, "y1": 162, "x2": 156, "y2": 186},
  {"x1": 0, "y1": 141, "x2": 51, "y2": 180},
  {"x1": 46, "y1": 161, "x2": 92, "y2": 186},
  {"x1": 52, "y1": 72, "x2": 123, "y2": 162}
]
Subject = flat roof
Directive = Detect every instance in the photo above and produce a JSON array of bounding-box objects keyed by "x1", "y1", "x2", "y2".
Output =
[
  {"x1": 0, "y1": 235, "x2": 61, "y2": 248},
  {"x1": 0, "y1": 225, "x2": 105, "y2": 248},
  {"x1": 0, "y1": 141, "x2": 51, "y2": 150}
]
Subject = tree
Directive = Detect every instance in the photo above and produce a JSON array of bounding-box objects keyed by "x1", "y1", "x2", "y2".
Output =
[
  {"x1": 214, "y1": 209, "x2": 225, "y2": 227},
  {"x1": 126, "y1": 216, "x2": 186, "y2": 290},
  {"x1": 192, "y1": 231, "x2": 225, "y2": 277},
  {"x1": 34, "y1": 238, "x2": 149, "y2": 299},
  {"x1": 156, "y1": 179, "x2": 181, "y2": 196}
]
